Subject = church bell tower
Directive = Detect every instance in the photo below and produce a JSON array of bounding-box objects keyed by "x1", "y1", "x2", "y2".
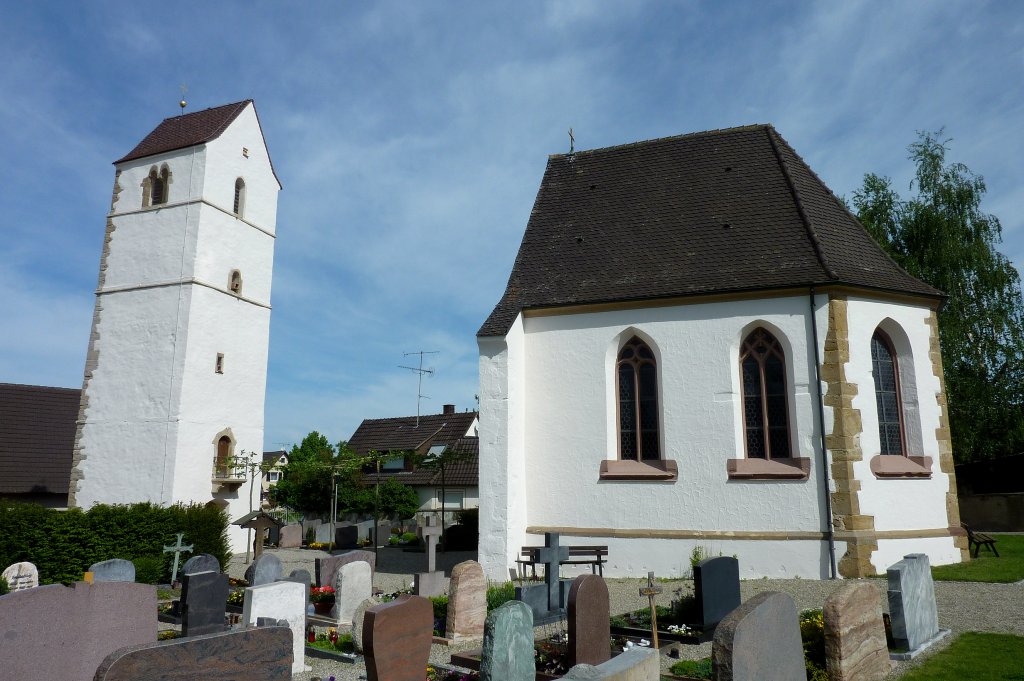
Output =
[{"x1": 69, "y1": 100, "x2": 280, "y2": 552}]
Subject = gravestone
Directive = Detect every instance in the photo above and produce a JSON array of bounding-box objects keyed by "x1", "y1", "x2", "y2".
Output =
[
  {"x1": 694, "y1": 556, "x2": 741, "y2": 629},
  {"x1": 94, "y1": 625, "x2": 293, "y2": 681},
  {"x1": 712, "y1": 591, "x2": 805, "y2": 681},
  {"x1": 352, "y1": 596, "x2": 381, "y2": 653},
  {"x1": 481, "y1": 600, "x2": 535, "y2": 681},
  {"x1": 335, "y1": 524, "x2": 359, "y2": 549},
  {"x1": 363, "y1": 594, "x2": 433, "y2": 681},
  {"x1": 278, "y1": 568, "x2": 312, "y2": 610},
  {"x1": 278, "y1": 524, "x2": 303, "y2": 548},
  {"x1": 90, "y1": 558, "x2": 136, "y2": 582},
  {"x1": 414, "y1": 515, "x2": 445, "y2": 597},
  {"x1": 564, "y1": 647, "x2": 660, "y2": 680},
  {"x1": 180, "y1": 570, "x2": 230, "y2": 636},
  {"x1": 568, "y1": 573, "x2": 611, "y2": 667},
  {"x1": 315, "y1": 549, "x2": 376, "y2": 586},
  {"x1": 446, "y1": 560, "x2": 487, "y2": 640},
  {"x1": 314, "y1": 523, "x2": 333, "y2": 543},
  {"x1": 332, "y1": 560, "x2": 372, "y2": 624},
  {"x1": 162, "y1": 532, "x2": 193, "y2": 584},
  {"x1": 2, "y1": 561, "x2": 39, "y2": 591},
  {"x1": 244, "y1": 553, "x2": 283, "y2": 586},
  {"x1": 823, "y1": 582, "x2": 891, "y2": 681},
  {"x1": 243, "y1": 580, "x2": 308, "y2": 674},
  {"x1": 887, "y1": 553, "x2": 946, "y2": 656},
  {"x1": 182, "y1": 553, "x2": 220, "y2": 576},
  {"x1": 0, "y1": 581, "x2": 154, "y2": 681},
  {"x1": 515, "y1": 532, "x2": 572, "y2": 625}
]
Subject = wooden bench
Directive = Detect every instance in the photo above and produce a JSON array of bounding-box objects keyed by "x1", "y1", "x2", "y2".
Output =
[
  {"x1": 962, "y1": 523, "x2": 999, "y2": 558},
  {"x1": 516, "y1": 545, "x2": 609, "y2": 578}
]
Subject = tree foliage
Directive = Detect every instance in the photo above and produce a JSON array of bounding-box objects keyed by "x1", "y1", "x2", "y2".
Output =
[
  {"x1": 271, "y1": 432, "x2": 341, "y2": 515},
  {"x1": 853, "y1": 130, "x2": 1024, "y2": 462}
]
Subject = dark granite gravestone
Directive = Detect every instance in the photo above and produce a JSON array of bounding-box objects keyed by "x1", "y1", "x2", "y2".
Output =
[
  {"x1": 335, "y1": 524, "x2": 359, "y2": 549},
  {"x1": 278, "y1": 568, "x2": 312, "y2": 610},
  {"x1": 567, "y1": 574, "x2": 611, "y2": 667},
  {"x1": 244, "y1": 553, "x2": 283, "y2": 586},
  {"x1": 268, "y1": 525, "x2": 281, "y2": 546},
  {"x1": 182, "y1": 553, "x2": 220, "y2": 576},
  {"x1": 481, "y1": 600, "x2": 535, "y2": 681},
  {"x1": 515, "y1": 532, "x2": 571, "y2": 625},
  {"x1": 315, "y1": 549, "x2": 376, "y2": 586},
  {"x1": 364, "y1": 594, "x2": 434, "y2": 681},
  {"x1": 89, "y1": 558, "x2": 136, "y2": 582},
  {"x1": 181, "y1": 570, "x2": 230, "y2": 636},
  {"x1": 712, "y1": 591, "x2": 805, "y2": 681},
  {"x1": 694, "y1": 556, "x2": 741, "y2": 629},
  {"x1": 0, "y1": 581, "x2": 154, "y2": 681},
  {"x1": 93, "y1": 625, "x2": 293, "y2": 681}
]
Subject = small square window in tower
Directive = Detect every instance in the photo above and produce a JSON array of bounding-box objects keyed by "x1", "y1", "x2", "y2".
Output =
[
  {"x1": 215, "y1": 353, "x2": 224, "y2": 374},
  {"x1": 233, "y1": 178, "x2": 246, "y2": 216}
]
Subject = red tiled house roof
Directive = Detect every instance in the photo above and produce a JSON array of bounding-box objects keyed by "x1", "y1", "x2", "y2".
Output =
[{"x1": 0, "y1": 383, "x2": 80, "y2": 497}]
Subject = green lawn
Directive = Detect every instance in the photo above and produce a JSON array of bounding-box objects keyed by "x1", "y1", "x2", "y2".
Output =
[
  {"x1": 899, "y1": 633, "x2": 1024, "y2": 680},
  {"x1": 931, "y1": 534, "x2": 1024, "y2": 583}
]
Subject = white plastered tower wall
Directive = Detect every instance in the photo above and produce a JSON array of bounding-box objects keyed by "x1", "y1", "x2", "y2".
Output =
[{"x1": 69, "y1": 102, "x2": 279, "y2": 553}]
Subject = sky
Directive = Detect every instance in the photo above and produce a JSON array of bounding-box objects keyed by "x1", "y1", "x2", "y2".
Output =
[{"x1": 1, "y1": 1, "x2": 1022, "y2": 452}]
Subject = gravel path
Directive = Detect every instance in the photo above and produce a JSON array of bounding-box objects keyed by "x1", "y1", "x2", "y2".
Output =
[{"x1": 221, "y1": 549, "x2": 1024, "y2": 680}]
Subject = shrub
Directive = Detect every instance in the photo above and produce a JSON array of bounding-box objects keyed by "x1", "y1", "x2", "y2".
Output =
[
  {"x1": 305, "y1": 527, "x2": 315, "y2": 545},
  {"x1": 133, "y1": 555, "x2": 167, "y2": 584},
  {"x1": 800, "y1": 608, "x2": 827, "y2": 681},
  {"x1": 670, "y1": 658, "x2": 712, "y2": 679},
  {"x1": 486, "y1": 581, "x2": 516, "y2": 611},
  {"x1": 400, "y1": 531, "x2": 418, "y2": 544},
  {"x1": 0, "y1": 575, "x2": 8, "y2": 596}
]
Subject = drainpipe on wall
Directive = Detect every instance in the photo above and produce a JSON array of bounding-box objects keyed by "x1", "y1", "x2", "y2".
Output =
[{"x1": 810, "y1": 287, "x2": 838, "y2": 579}]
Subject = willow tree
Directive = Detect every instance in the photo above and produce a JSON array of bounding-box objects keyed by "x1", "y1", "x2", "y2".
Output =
[{"x1": 853, "y1": 130, "x2": 1024, "y2": 462}]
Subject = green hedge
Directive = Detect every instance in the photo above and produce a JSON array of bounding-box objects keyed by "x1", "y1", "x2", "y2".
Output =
[{"x1": 0, "y1": 501, "x2": 229, "y2": 585}]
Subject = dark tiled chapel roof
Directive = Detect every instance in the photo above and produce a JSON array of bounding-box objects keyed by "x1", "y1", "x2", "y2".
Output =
[
  {"x1": 114, "y1": 100, "x2": 252, "y2": 164},
  {"x1": 479, "y1": 124, "x2": 940, "y2": 336},
  {"x1": 0, "y1": 383, "x2": 80, "y2": 495}
]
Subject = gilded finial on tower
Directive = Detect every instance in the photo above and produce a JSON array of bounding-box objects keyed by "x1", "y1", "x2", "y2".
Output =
[{"x1": 179, "y1": 84, "x2": 188, "y2": 114}]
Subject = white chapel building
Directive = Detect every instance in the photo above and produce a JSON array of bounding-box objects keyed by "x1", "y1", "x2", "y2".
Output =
[
  {"x1": 478, "y1": 125, "x2": 968, "y2": 580},
  {"x1": 68, "y1": 100, "x2": 280, "y2": 552}
]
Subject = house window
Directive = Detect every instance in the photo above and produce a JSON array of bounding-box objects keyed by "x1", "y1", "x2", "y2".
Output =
[
  {"x1": 268, "y1": 471, "x2": 280, "y2": 482},
  {"x1": 617, "y1": 336, "x2": 659, "y2": 460},
  {"x1": 233, "y1": 178, "x2": 246, "y2": 216},
  {"x1": 740, "y1": 328, "x2": 791, "y2": 459},
  {"x1": 229, "y1": 270, "x2": 242, "y2": 295},
  {"x1": 872, "y1": 330, "x2": 905, "y2": 456}
]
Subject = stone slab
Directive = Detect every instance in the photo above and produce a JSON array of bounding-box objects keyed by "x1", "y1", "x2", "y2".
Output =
[
  {"x1": 515, "y1": 578, "x2": 572, "y2": 625},
  {"x1": 279, "y1": 524, "x2": 303, "y2": 548},
  {"x1": 181, "y1": 570, "x2": 230, "y2": 637},
  {"x1": 89, "y1": 558, "x2": 136, "y2": 582},
  {"x1": 712, "y1": 591, "x2": 805, "y2": 681},
  {"x1": 245, "y1": 553, "x2": 283, "y2": 586},
  {"x1": 823, "y1": 582, "x2": 891, "y2": 681},
  {"x1": 364, "y1": 594, "x2": 433, "y2": 681},
  {"x1": 0, "y1": 581, "x2": 154, "y2": 681},
  {"x1": 94, "y1": 625, "x2": 293, "y2": 681},
  {"x1": 568, "y1": 573, "x2": 611, "y2": 667},
  {"x1": 694, "y1": 556, "x2": 741, "y2": 629},
  {"x1": 446, "y1": 560, "x2": 487, "y2": 640},
  {"x1": 182, "y1": 553, "x2": 220, "y2": 576},
  {"x1": 889, "y1": 628, "x2": 951, "y2": 661},
  {"x1": 243, "y1": 580, "x2": 308, "y2": 673},
  {"x1": 278, "y1": 568, "x2": 312, "y2": 610},
  {"x1": 887, "y1": 553, "x2": 939, "y2": 652},
  {"x1": 332, "y1": 560, "x2": 373, "y2": 624},
  {"x1": 316, "y1": 549, "x2": 376, "y2": 586},
  {"x1": 564, "y1": 647, "x2": 659, "y2": 680},
  {"x1": 2, "y1": 561, "x2": 39, "y2": 591},
  {"x1": 481, "y1": 600, "x2": 535, "y2": 681}
]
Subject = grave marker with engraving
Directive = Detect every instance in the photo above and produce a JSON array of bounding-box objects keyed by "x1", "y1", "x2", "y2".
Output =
[
  {"x1": 1, "y1": 561, "x2": 39, "y2": 591},
  {"x1": 180, "y1": 569, "x2": 229, "y2": 637}
]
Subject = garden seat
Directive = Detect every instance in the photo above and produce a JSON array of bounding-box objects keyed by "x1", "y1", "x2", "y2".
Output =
[{"x1": 962, "y1": 522, "x2": 999, "y2": 558}]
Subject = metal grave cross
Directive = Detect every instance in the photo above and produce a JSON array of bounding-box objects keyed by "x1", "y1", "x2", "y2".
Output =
[
  {"x1": 638, "y1": 571, "x2": 663, "y2": 649},
  {"x1": 418, "y1": 516, "x2": 443, "y2": 572},
  {"x1": 163, "y1": 533, "x2": 194, "y2": 584},
  {"x1": 536, "y1": 532, "x2": 569, "y2": 612}
]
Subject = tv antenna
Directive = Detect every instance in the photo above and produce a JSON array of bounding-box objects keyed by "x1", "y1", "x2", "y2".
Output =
[{"x1": 399, "y1": 350, "x2": 438, "y2": 426}]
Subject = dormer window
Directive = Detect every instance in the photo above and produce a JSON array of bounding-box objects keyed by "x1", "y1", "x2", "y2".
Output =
[{"x1": 233, "y1": 178, "x2": 246, "y2": 216}]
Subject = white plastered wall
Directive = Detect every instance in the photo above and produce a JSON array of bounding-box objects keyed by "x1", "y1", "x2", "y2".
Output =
[{"x1": 844, "y1": 297, "x2": 960, "y2": 570}]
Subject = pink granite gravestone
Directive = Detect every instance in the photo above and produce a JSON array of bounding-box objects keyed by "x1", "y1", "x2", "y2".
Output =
[
  {"x1": 278, "y1": 524, "x2": 303, "y2": 549},
  {"x1": 364, "y1": 594, "x2": 433, "y2": 681},
  {"x1": 824, "y1": 582, "x2": 892, "y2": 681},
  {"x1": 568, "y1": 573, "x2": 611, "y2": 667},
  {"x1": 446, "y1": 560, "x2": 487, "y2": 640}
]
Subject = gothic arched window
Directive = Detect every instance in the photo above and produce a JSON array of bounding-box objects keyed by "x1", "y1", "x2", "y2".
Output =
[
  {"x1": 229, "y1": 269, "x2": 242, "y2": 295},
  {"x1": 215, "y1": 435, "x2": 232, "y2": 478},
  {"x1": 872, "y1": 329, "x2": 905, "y2": 456},
  {"x1": 233, "y1": 178, "x2": 246, "y2": 216},
  {"x1": 617, "y1": 336, "x2": 659, "y2": 460},
  {"x1": 740, "y1": 328, "x2": 791, "y2": 459},
  {"x1": 143, "y1": 165, "x2": 171, "y2": 207}
]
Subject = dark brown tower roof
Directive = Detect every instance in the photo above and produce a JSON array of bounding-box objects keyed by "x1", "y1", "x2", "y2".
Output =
[
  {"x1": 114, "y1": 100, "x2": 252, "y2": 164},
  {"x1": 479, "y1": 124, "x2": 940, "y2": 336}
]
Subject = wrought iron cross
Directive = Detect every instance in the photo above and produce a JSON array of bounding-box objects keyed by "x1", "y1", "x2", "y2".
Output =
[
  {"x1": 638, "y1": 571, "x2": 663, "y2": 649},
  {"x1": 163, "y1": 532, "x2": 194, "y2": 584}
]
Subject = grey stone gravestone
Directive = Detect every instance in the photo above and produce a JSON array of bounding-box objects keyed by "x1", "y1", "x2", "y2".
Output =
[
  {"x1": 824, "y1": 582, "x2": 891, "y2": 681},
  {"x1": 694, "y1": 556, "x2": 741, "y2": 629},
  {"x1": 2, "y1": 561, "x2": 39, "y2": 591},
  {"x1": 414, "y1": 515, "x2": 445, "y2": 597},
  {"x1": 180, "y1": 570, "x2": 229, "y2": 637},
  {"x1": 568, "y1": 573, "x2": 611, "y2": 667},
  {"x1": 712, "y1": 591, "x2": 805, "y2": 681},
  {"x1": 446, "y1": 560, "x2": 487, "y2": 640},
  {"x1": 515, "y1": 532, "x2": 571, "y2": 625},
  {"x1": 243, "y1": 580, "x2": 308, "y2": 674},
  {"x1": 90, "y1": 558, "x2": 136, "y2": 582},
  {"x1": 564, "y1": 647, "x2": 660, "y2": 680},
  {"x1": 244, "y1": 553, "x2": 283, "y2": 586},
  {"x1": 332, "y1": 560, "x2": 372, "y2": 624},
  {"x1": 481, "y1": 600, "x2": 535, "y2": 681},
  {"x1": 887, "y1": 553, "x2": 946, "y2": 656},
  {"x1": 278, "y1": 568, "x2": 312, "y2": 610},
  {"x1": 352, "y1": 596, "x2": 381, "y2": 653},
  {"x1": 315, "y1": 549, "x2": 375, "y2": 586},
  {"x1": 94, "y1": 625, "x2": 293, "y2": 681},
  {"x1": 314, "y1": 523, "x2": 333, "y2": 543},
  {"x1": 0, "y1": 581, "x2": 154, "y2": 681},
  {"x1": 278, "y1": 524, "x2": 303, "y2": 548},
  {"x1": 182, "y1": 553, "x2": 220, "y2": 576}
]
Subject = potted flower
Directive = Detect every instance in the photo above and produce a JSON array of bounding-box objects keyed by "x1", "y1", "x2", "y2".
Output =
[{"x1": 310, "y1": 585, "x2": 336, "y2": 615}]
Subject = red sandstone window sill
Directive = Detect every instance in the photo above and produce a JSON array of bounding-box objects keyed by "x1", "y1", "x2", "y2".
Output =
[
  {"x1": 599, "y1": 459, "x2": 678, "y2": 481},
  {"x1": 870, "y1": 454, "x2": 933, "y2": 479},
  {"x1": 726, "y1": 457, "x2": 811, "y2": 480}
]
